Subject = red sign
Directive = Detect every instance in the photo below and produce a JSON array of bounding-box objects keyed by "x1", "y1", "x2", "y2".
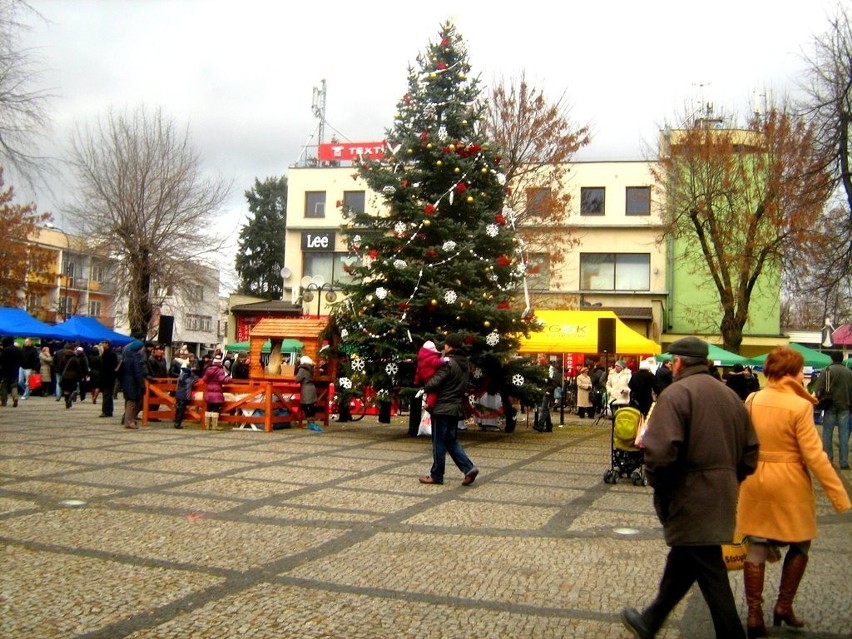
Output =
[{"x1": 318, "y1": 141, "x2": 387, "y2": 162}]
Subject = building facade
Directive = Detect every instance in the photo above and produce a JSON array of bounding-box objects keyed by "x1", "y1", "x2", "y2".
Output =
[{"x1": 25, "y1": 225, "x2": 118, "y2": 327}]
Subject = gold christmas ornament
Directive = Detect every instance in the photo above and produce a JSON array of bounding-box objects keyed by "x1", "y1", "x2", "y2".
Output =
[
  {"x1": 426, "y1": 143, "x2": 433, "y2": 150},
  {"x1": 466, "y1": 195, "x2": 474, "y2": 203},
  {"x1": 454, "y1": 167, "x2": 461, "y2": 174},
  {"x1": 436, "y1": 160, "x2": 443, "y2": 167},
  {"x1": 423, "y1": 219, "x2": 431, "y2": 226},
  {"x1": 456, "y1": 316, "x2": 461, "y2": 321},
  {"x1": 407, "y1": 148, "x2": 413, "y2": 155},
  {"x1": 462, "y1": 119, "x2": 468, "y2": 125},
  {"x1": 430, "y1": 299, "x2": 438, "y2": 306},
  {"x1": 481, "y1": 167, "x2": 488, "y2": 174},
  {"x1": 448, "y1": 144, "x2": 456, "y2": 152},
  {"x1": 430, "y1": 72, "x2": 437, "y2": 79},
  {"x1": 483, "y1": 320, "x2": 491, "y2": 328},
  {"x1": 459, "y1": 73, "x2": 467, "y2": 80}
]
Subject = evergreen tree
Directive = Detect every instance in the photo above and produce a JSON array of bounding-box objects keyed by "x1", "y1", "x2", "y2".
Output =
[
  {"x1": 333, "y1": 22, "x2": 546, "y2": 421},
  {"x1": 235, "y1": 176, "x2": 288, "y2": 298}
]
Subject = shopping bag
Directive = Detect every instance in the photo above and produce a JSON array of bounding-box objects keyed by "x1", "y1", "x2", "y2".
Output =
[
  {"x1": 28, "y1": 372, "x2": 43, "y2": 391},
  {"x1": 722, "y1": 534, "x2": 749, "y2": 571},
  {"x1": 417, "y1": 411, "x2": 432, "y2": 437}
]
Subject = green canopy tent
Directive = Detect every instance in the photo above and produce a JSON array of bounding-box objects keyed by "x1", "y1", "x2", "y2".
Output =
[
  {"x1": 658, "y1": 343, "x2": 750, "y2": 367},
  {"x1": 747, "y1": 343, "x2": 832, "y2": 369},
  {"x1": 225, "y1": 339, "x2": 303, "y2": 354}
]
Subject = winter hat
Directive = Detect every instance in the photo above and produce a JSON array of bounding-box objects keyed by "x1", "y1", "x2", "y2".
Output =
[
  {"x1": 212, "y1": 354, "x2": 224, "y2": 365},
  {"x1": 423, "y1": 340, "x2": 438, "y2": 352},
  {"x1": 129, "y1": 340, "x2": 144, "y2": 352},
  {"x1": 300, "y1": 355, "x2": 314, "y2": 366},
  {"x1": 614, "y1": 360, "x2": 626, "y2": 369},
  {"x1": 444, "y1": 333, "x2": 465, "y2": 350},
  {"x1": 75, "y1": 346, "x2": 84, "y2": 354}
]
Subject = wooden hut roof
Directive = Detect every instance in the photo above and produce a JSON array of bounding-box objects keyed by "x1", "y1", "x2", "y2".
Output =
[{"x1": 250, "y1": 317, "x2": 327, "y2": 340}]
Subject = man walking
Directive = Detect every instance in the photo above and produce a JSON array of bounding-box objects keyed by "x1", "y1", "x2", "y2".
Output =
[
  {"x1": 1, "y1": 336, "x2": 23, "y2": 407},
  {"x1": 815, "y1": 351, "x2": 852, "y2": 469},
  {"x1": 20, "y1": 338, "x2": 39, "y2": 399},
  {"x1": 621, "y1": 336, "x2": 759, "y2": 639},
  {"x1": 419, "y1": 333, "x2": 479, "y2": 486},
  {"x1": 98, "y1": 341, "x2": 119, "y2": 418}
]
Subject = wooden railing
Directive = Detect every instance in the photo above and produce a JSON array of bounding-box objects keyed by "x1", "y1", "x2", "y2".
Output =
[{"x1": 142, "y1": 378, "x2": 330, "y2": 432}]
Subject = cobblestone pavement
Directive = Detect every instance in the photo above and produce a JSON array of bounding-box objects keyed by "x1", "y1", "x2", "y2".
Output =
[{"x1": 2, "y1": 397, "x2": 850, "y2": 639}]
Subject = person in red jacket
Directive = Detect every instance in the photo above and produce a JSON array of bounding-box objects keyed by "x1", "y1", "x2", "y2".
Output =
[{"x1": 414, "y1": 340, "x2": 447, "y2": 410}]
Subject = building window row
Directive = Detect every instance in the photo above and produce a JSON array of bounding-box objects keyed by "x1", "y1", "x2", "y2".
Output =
[
  {"x1": 185, "y1": 314, "x2": 212, "y2": 332},
  {"x1": 577, "y1": 186, "x2": 651, "y2": 216},
  {"x1": 580, "y1": 253, "x2": 650, "y2": 291},
  {"x1": 305, "y1": 190, "x2": 366, "y2": 219}
]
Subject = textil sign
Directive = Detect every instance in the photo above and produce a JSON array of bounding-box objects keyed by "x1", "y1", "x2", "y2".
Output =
[{"x1": 318, "y1": 141, "x2": 386, "y2": 162}]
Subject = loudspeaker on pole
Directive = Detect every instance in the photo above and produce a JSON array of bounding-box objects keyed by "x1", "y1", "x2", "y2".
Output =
[
  {"x1": 158, "y1": 315, "x2": 174, "y2": 345},
  {"x1": 597, "y1": 317, "x2": 616, "y2": 354}
]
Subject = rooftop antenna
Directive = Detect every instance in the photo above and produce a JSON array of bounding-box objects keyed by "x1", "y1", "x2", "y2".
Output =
[{"x1": 312, "y1": 79, "x2": 327, "y2": 146}]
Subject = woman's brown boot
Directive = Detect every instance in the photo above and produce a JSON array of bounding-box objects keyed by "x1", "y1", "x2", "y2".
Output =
[
  {"x1": 773, "y1": 553, "x2": 808, "y2": 628},
  {"x1": 743, "y1": 561, "x2": 768, "y2": 638}
]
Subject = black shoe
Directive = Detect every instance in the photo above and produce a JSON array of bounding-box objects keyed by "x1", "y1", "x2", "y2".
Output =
[
  {"x1": 98, "y1": 414, "x2": 111, "y2": 418},
  {"x1": 621, "y1": 607, "x2": 655, "y2": 639},
  {"x1": 174, "y1": 423, "x2": 183, "y2": 429}
]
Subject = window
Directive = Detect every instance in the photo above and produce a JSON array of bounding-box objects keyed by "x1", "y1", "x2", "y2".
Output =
[
  {"x1": 90, "y1": 262, "x2": 105, "y2": 282},
  {"x1": 525, "y1": 253, "x2": 551, "y2": 290},
  {"x1": 186, "y1": 284, "x2": 204, "y2": 301},
  {"x1": 88, "y1": 300, "x2": 102, "y2": 317},
  {"x1": 28, "y1": 293, "x2": 42, "y2": 310},
  {"x1": 185, "y1": 314, "x2": 212, "y2": 332},
  {"x1": 63, "y1": 258, "x2": 78, "y2": 278},
  {"x1": 303, "y1": 252, "x2": 358, "y2": 285},
  {"x1": 526, "y1": 188, "x2": 551, "y2": 217},
  {"x1": 343, "y1": 190, "x2": 365, "y2": 216},
  {"x1": 59, "y1": 296, "x2": 74, "y2": 316},
  {"x1": 626, "y1": 187, "x2": 651, "y2": 215},
  {"x1": 305, "y1": 191, "x2": 326, "y2": 218},
  {"x1": 580, "y1": 253, "x2": 650, "y2": 291},
  {"x1": 580, "y1": 187, "x2": 605, "y2": 215}
]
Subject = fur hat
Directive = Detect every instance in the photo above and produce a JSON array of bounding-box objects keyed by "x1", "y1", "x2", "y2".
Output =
[
  {"x1": 212, "y1": 354, "x2": 224, "y2": 365},
  {"x1": 300, "y1": 355, "x2": 314, "y2": 366},
  {"x1": 668, "y1": 336, "x2": 709, "y2": 359},
  {"x1": 614, "y1": 360, "x2": 626, "y2": 368}
]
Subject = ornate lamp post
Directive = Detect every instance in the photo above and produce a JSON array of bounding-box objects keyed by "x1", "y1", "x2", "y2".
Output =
[{"x1": 299, "y1": 275, "x2": 337, "y2": 317}]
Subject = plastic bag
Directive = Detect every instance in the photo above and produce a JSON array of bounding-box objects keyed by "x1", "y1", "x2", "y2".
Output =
[{"x1": 417, "y1": 411, "x2": 432, "y2": 437}]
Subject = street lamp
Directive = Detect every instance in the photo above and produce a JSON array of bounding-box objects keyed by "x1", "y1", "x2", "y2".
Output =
[{"x1": 300, "y1": 275, "x2": 337, "y2": 317}]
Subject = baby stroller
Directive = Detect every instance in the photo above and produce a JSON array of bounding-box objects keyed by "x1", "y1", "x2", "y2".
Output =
[{"x1": 603, "y1": 406, "x2": 648, "y2": 486}]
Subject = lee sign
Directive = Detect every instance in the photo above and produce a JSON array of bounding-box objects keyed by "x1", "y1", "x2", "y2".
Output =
[{"x1": 301, "y1": 232, "x2": 335, "y2": 251}]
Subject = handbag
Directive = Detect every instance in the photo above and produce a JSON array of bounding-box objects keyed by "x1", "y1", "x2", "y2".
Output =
[{"x1": 417, "y1": 399, "x2": 432, "y2": 437}]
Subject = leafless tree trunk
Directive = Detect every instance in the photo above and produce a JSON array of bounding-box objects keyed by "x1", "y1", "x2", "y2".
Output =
[{"x1": 68, "y1": 105, "x2": 230, "y2": 335}]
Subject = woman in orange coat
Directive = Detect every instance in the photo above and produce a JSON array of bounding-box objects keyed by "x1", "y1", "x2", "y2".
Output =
[{"x1": 736, "y1": 346, "x2": 850, "y2": 638}]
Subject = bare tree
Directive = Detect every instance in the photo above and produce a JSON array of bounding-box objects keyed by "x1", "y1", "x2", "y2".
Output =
[
  {"x1": 657, "y1": 103, "x2": 833, "y2": 352},
  {"x1": 0, "y1": 0, "x2": 52, "y2": 185},
  {"x1": 483, "y1": 74, "x2": 590, "y2": 300},
  {"x1": 67, "y1": 105, "x2": 230, "y2": 335},
  {"x1": 793, "y1": 5, "x2": 852, "y2": 316}
]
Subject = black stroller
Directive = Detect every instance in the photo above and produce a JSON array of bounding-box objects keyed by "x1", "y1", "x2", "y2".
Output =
[{"x1": 603, "y1": 406, "x2": 648, "y2": 486}]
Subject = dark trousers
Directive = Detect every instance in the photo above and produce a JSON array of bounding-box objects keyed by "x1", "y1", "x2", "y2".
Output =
[
  {"x1": 644, "y1": 545, "x2": 745, "y2": 639},
  {"x1": 174, "y1": 398, "x2": 189, "y2": 425},
  {"x1": 101, "y1": 390, "x2": 114, "y2": 417}
]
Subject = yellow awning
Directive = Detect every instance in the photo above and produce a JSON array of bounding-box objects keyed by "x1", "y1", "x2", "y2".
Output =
[{"x1": 519, "y1": 310, "x2": 660, "y2": 355}]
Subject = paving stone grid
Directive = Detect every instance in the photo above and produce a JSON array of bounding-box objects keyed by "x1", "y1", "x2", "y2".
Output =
[{"x1": 1, "y1": 398, "x2": 850, "y2": 639}]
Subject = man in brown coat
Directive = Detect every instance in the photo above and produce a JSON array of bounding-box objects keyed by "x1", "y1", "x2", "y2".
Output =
[{"x1": 621, "y1": 336, "x2": 759, "y2": 639}]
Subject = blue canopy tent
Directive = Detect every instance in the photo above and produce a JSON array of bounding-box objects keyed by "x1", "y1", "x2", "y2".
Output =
[
  {"x1": 51, "y1": 316, "x2": 134, "y2": 346},
  {"x1": 0, "y1": 307, "x2": 68, "y2": 340}
]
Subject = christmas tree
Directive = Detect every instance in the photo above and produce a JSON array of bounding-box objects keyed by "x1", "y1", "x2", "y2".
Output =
[{"x1": 332, "y1": 22, "x2": 547, "y2": 424}]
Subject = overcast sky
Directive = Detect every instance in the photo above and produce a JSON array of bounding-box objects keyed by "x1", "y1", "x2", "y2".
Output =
[{"x1": 16, "y1": 0, "x2": 841, "y2": 268}]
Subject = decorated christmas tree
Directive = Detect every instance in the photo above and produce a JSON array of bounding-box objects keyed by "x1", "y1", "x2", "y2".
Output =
[{"x1": 332, "y1": 22, "x2": 547, "y2": 424}]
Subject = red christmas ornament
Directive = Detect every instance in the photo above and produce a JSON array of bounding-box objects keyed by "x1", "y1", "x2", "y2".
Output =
[
  {"x1": 463, "y1": 334, "x2": 475, "y2": 345},
  {"x1": 398, "y1": 302, "x2": 409, "y2": 310},
  {"x1": 468, "y1": 144, "x2": 481, "y2": 155},
  {"x1": 497, "y1": 255, "x2": 511, "y2": 267},
  {"x1": 441, "y1": 37, "x2": 449, "y2": 47},
  {"x1": 426, "y1": 249, "x2": 437, "y2": 258},
  {"x1": 420, "y1": 131, "x2": 428, "y2": 141},
  {"x1": 401, "y1": 179, "x2": 409, "y2": 187},
  {"x1": 436, "y1": 61, "x2": 447, "y2": 70},
  {"x1": 456, "y1": 182, "x2": 467, "y2": 193},
  {"x1": 495, "y1": 213, "x2": 505, "y2": 224},
  {"x1": 424, "y1": 203, "x2": 436, "y2": 215},
  {"x1": 369, "y1": 249, "x2": 378, "y2": 260},
  {"x1": 497, "y1": 302, "x2": 510, "y2": 309},
  {"x1": 494, "y1": 155, "x2": 502, "y2": 165}
]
